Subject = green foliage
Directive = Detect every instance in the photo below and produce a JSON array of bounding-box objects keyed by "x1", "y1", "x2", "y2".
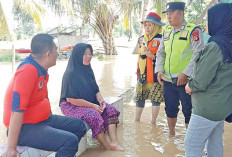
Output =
[
  {"x1": 124, "y1": 29, "x2": 131, "y2": 37},
  {"x1": 113, "y1": 16, "x2": 140, "y2": 38},
  {"x1": 76, "y1": 0, "x2": 124, "y2": 54},
  {"x1": 185, "y1": 0, "x2": 206, "y2": 24},
  {"x1": 41, "y1": 0, "x2": 73, "y2": 16},
  {"x1": 14, "y1": 0, "x2": 46, "y2": 31},
  {"x1": 97, "y1": 54, "x2": 104, "y2": 61},
  {"x1": 0, "y1": 53, "x2": 21, "y2": 62},
  {"x1": 121, "y1": 0, "x2": 142, "y2": 32},
  {"x1": 113, "y1": 20, "x2": 124, "y2": 37},
  {"x1": 132, "y1": 16, "x2": 140, "y2": 35},
  {"x1": 0, "y1": 1, "x2": 12, "y2": 40},
  {"x1": 13, "y1": 6, "x2": 35, "y2": 40},
  {"x1": 1, "y1": 0, "x2": 46, "y2": 41},
  {"x1": 151, "y1": 0, "x2": 167, "y2": 20},
  {"x1": 151, "y1": 0, "x2": 216, "y2": 28}
]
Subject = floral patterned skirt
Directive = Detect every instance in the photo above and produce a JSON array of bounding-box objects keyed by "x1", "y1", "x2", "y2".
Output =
[
  {"x1": 134, "y1": 81, "x2": 164, "y2": 102},
  {"x1": 60, "y1": 101, "x2": 120, "y2": 138}
]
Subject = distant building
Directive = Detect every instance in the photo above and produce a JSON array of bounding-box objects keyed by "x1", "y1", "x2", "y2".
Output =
[
  {"x1": 46, "y1": 25, "x2": 89, "y2": 59},
  {"x1": 46, "y1": 25, "x2": 85, "y2": 48}
]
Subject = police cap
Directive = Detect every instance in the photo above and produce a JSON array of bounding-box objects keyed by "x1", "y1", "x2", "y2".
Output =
[{"x1": 162, "y1": 2, "x2": 185, "y2": 13}]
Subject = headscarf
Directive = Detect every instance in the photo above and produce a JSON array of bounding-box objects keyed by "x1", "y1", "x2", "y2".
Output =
[
  {"x1": 139, "y1": 23, "x2": 162, "y2": 77},
  {"x1": 59, "y1": 43, "x2": 99, "y2": 105},
  {"x1": 208, "y1": 3, "x2": 232, "y2": 63}
]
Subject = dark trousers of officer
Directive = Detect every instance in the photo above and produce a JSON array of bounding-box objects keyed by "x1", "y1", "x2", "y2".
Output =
[{"x1": 163, "y1": 81, "x2": 192, "y2": 124}]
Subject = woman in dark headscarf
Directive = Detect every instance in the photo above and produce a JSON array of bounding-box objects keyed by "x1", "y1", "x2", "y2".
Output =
[
  {"x1": 60, "y1": 43, "x2": 124, "y2": 151},
  {"x1": 184, "y1": 3, "x2": 232, "y2": 157}
]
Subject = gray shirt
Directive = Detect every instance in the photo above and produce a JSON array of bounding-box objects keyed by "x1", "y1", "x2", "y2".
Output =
[{"x1": 155, "y1": 21, "x2": 204, "y2": 82}]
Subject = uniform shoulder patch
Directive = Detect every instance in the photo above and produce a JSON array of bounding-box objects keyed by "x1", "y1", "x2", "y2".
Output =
[{"x1": 192, "y1": 29, "x2": 199, "y2": 41}]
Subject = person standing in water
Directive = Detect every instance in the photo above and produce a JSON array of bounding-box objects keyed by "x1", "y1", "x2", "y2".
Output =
[
  {"x1": 155, "y1": 1, "x2": 204, "y2": 137},
  {"x1": 185, "y1": 3, "x2": 232, "y2": 157},
  {"x1": 135, "y1": 12, "x2": 165, "y2": 124}
]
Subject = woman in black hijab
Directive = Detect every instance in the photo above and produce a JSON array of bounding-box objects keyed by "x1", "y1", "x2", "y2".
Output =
[
  {"x1": 184, "y1": 3, "x2": 232, "y2": 157},
  {"x1": 60, "y1": 43, "x2": 124, "y2": 151}
]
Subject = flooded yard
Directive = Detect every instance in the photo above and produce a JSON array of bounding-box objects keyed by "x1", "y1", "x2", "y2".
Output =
[{"x1": 0, "y1": 38, "x2": 232, "y2": 157}]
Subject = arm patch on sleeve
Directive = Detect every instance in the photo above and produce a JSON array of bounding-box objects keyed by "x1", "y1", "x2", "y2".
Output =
[{"x1": 192, "y1": 30, "x2": 199, "y2": 41}]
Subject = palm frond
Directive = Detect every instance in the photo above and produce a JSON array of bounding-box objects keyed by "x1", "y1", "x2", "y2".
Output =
[
  {"x1": 0, "y1": 1, "x2": 12, "y2": 40},
  {"x1": 120, "y1": 0, "x2": 142, "y2": 31},
  {"x1": 59, "y1": 0, "x2": 73, "y2": 15},
  {"x1": 15, "y1": 0, "x2": 46, "y2": 30},
  {"x1": 151, "y1": 0, "x2": 166, "y2": 20}
]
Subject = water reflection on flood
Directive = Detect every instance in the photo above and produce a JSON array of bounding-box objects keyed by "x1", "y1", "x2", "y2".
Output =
[{"x1": 1, "y1": 46, "x2": 232, "y2": 157}]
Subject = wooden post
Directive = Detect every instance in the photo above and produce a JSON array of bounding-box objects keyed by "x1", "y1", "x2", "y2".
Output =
[{"x1": 12, "y1": 42, "x2": 15, "y2": 73}]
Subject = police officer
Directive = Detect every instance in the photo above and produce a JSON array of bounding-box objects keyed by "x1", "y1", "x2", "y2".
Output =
[{"x1": 155, "y1": 1, "x2": 204, "y2": 137}]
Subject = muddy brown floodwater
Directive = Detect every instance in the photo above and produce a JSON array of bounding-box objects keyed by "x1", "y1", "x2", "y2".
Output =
[{"x1": 0, "y1": 44, "x2": 232, "y2": 157}]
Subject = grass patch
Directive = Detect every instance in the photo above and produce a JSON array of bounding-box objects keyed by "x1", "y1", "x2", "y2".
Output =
[{"x1": 0, "y1": 53, "x2": 21, "y2": 62}]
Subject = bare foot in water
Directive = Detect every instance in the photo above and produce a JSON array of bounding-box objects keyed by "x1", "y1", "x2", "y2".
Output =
[
  {"x1": 109, "y1": 142, "x2": 125, "y2": 151},
  {"x1": 169, "y1": 131, "x2": 175, "y2": 138},
  {"x1": 151, "y1": 120, "x2": 156, "y2": 125},
  {"x1": 135, "y1": 117, "x2": 140, "y2": 121}
]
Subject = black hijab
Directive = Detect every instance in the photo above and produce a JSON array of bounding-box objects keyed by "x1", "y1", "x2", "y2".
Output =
[
  {"x1": 60, "y1": 43, "x2": 99, "y2": 105},
  {"x1": 208, "y1": 3, "x2": 232, "y2": 63}
]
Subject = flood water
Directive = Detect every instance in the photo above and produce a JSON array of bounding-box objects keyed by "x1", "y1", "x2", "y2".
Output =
[{"x1": 0, "y1": 39, "x2": 232, "y2": 157}]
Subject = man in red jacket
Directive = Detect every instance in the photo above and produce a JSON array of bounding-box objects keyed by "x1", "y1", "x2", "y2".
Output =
[{"x1": 3, "y1": 34, "x2": 86, "y2": 157}]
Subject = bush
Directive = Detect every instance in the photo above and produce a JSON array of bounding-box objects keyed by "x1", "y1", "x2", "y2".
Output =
[{"x1": 0, "y1": 53, "x2": 21, "y2": 62}]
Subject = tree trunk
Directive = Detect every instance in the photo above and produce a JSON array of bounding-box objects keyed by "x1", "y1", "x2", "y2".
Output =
[
  {"x1": 102, "y1": 31, "x2": 117, "y2": 55},
  {"x1": 195, "y1": 0, "x2": 218, "y2": 25},
  {"x1": 139, "y1": 0, "x2": 149, "y2": 37},
  {"x1": 100, "y1": 15, "x2": 118, "y2": 55},
  {"x1": 110, "y1": 33, "x2": 117, "y2": 55},
  {"x1": 132, "y1": 0, "x2": 149, "y2": 54}
]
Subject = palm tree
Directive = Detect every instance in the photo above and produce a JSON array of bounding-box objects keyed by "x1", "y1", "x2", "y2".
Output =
[
  {"x1": 0, "y1": 1, "x2": 12, "y2": 40},
  {"x1": 70, "y1": 0, "x2": 146, "y2": 55},
  {"x1": 81, "y1": 1, "x2": 119, "y2": 55},
  {"x1": 0, "y1": 0, "x2": 73, "y2": 71},
  {"x1": 0, "y1": 0, "x2": 46, "y2": 72},
  {"x1": 0, "y1": 0, "x2": 46, "y2": 40},
  {"x1": 76, "y1": 0, "x2": 139, "y2": 55},
  {"x1": 121, "y1": 0, "x2": 142, "y2": 40},
  {"x1": 0, "y1": 0, "x2": 75, "y2": 40},
  {"x1": 152, "y1": 0, "x2": 167, "y2": 21},
  {"x1": 42, "y1": 0, "x2": 73, "y2": 16}
]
